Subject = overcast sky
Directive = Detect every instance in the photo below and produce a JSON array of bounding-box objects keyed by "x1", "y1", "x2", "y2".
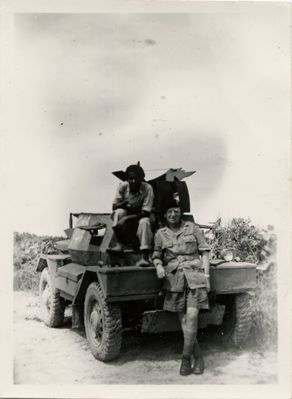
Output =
[{"x1": 3, "y1": 4, "x2": 291, "y2": 235}]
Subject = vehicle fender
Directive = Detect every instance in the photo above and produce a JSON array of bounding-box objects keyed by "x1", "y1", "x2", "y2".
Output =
[
  {"x1": 72, "y1": 269, "x2": 101, "y2": 305},
  {"x1": 35, "y1": 255, "x2": 48, "y2": 273},
  {"x1": 36, "y1": 254, "x2": 71, "y2": 289}
]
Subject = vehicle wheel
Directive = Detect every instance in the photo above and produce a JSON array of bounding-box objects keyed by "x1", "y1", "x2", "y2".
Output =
[
  {"x1": 219, "y1": 293, "x2": 253, "y2": 346},
  {"x1": 84, "y1": 281, "x2": 122, "y2": 362},
  {"x1": 39, "y1": 267, "x2": 65, "y2": 327},
  {"x1": 232, "y1": 292, "x2": 253, "y2": 345}
]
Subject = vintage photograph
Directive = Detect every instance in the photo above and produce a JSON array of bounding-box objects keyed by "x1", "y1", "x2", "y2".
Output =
[{"x1": 1, "y1": 1, "x2": 291, "y2": 398}]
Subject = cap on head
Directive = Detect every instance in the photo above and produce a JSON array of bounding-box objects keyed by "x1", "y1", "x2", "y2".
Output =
[
  {"x1": 163, "y1": 198, "x2": 180, "y2": 214},
  {"x1": 125, "y1": 161, "x2": 145, "y2": 180}
]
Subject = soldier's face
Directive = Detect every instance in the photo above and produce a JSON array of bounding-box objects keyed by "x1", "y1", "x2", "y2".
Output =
[
  {"x1": 127, "y1": 172, "x2": 142, "y2": 193},
  {"x1": 165, "y1": 207, "x2": 181, "y2": 226}
]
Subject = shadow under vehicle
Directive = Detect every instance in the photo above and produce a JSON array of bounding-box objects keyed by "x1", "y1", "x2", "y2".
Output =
[{"x1": 36, "y1": 168, "x2": 257, "y2": 361}]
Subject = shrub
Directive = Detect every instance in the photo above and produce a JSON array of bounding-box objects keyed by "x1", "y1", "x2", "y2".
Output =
[
  {"x1": 208, "y1": 218, "x2": 276, "y2": 264},
  {"x1": 206, "y1": 218, "x2": 277, "y2": 350},
  {"x1": 13, "y1": 232, "x2": 65, "y2": 293},
  {"x1": 251, "y1": 261, "x2": 277, "y2": 350}
]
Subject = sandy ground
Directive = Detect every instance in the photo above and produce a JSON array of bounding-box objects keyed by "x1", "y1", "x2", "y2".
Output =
[{"x1": 13, "y1": 291, "x2": 277, "y2": 385}]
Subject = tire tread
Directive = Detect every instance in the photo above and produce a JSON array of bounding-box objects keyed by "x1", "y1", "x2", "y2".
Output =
[
  {"x1": 39, "y1": 268, "x2": 65, "y2": 328},
  {"x1": 84, "y1": 282, "x2": 122, "y2": 362},
  {"x1": 232, "y1": 293, "x2": 252, "y2": 345}
]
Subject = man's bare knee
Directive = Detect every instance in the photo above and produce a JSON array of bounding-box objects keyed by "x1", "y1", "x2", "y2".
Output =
[
  {"x1": 139, "y1": 217, "x2": 150, "y2": 226},
  {"x1": 114, "y1": 209, "x2": 127, "y2": 219}
]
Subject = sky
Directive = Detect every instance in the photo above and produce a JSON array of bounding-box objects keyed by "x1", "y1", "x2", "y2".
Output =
[{"x1": 2, "y1": 3, "x2": 291, "y2": 236}]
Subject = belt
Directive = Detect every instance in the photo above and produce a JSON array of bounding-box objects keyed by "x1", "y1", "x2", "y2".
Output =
[
  {"x1": 177, "y1": 255, "x2": 196, "y2": 263},
  {"x1": 167, "y1": 256, "x2": 203, "y2": 272}
]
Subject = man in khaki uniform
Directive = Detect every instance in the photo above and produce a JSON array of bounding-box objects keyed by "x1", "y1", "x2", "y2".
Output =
[
  {"x1": 111, "y1": 163, "x2": 154, "y2": 267},
  {"x1": 152, "y1": 199, "x2": 211, "y2": 375}
]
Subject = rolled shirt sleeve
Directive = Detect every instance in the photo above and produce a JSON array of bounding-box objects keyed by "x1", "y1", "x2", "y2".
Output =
[
  {"x1": 141, "y1": 183, "x2": 154, "y2": 213},
  {"x1": 193, "y1": 224, "x2": 211, "y2": 252},
  {"x1": 112, "y1": 182, "x2": 126, "y2": 208}
]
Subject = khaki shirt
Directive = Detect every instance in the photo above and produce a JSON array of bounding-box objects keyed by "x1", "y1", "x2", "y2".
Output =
[
  {"x1": 153, "y1": 221, "x2": 211, "y2": 291},
  {"x1": 112, "y1": 181, "x2": 154, "y2": 213}
]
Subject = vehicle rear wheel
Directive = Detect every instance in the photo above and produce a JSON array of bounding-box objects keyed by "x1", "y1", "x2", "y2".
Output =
[
  {"x1": 84, "y1": 281, "x2": 122, "y2": 361},
  {"x1": 219, "y1": 293, "x2": 253, "y2": 345},
  {"x1": 39, "y1": 267, "x2": 65, "y2": 327},
  {"x1": 232, "y1": 292, "x2": 253, "y2": 345}
]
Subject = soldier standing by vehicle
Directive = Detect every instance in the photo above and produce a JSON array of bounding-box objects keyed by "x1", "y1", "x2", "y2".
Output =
[
  {"x1": 152, "y1": 199, "x2": 211, "y2": 375},
  {"x1": 110, "y1": 162, "x2": 154, "y2": 267}
]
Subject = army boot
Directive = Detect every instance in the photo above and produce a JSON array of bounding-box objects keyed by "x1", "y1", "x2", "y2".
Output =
[
  {"x1": 193, "y1": 342, "x2": 204, "y2": 375},
  {"x1": 179, "y1": 355, "x2": 192, "y2": 376},
  {"x1": 136, "y1": 250, "x2": 151, "y2": 267}
]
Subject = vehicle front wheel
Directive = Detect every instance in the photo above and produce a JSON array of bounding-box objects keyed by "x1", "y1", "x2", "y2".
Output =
[
  {"x1": 84, "y1": 282, "x2": 122, "y2": 362},
  {"x1": 39, "y1": 267, "x2": 65, "y2": 327}
]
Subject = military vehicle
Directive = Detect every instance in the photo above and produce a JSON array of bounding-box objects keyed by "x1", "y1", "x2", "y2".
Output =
[{"x1": 36, "y1": 168, "x2": 257, "y2": 361}]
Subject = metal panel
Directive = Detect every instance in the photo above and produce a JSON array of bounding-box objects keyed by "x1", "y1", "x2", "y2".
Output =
[
  {"x1": 212, "y1": 262, "x2": 256, "y2": 270},
  {"x1": 68, "y1": 214, "x2": 113, "y2": 265},
  {"x1": 97, "y1": 266, "x2": 162, "y2": 298},
  {"x1": 106, "y1": 293, "x2": 159, "y2": 302},
  {"x1": 57, "y1": 263, "x2": 85, "y2": 282},
  {"x1": 47, "y1": 254, "x2": 71, "y2": 261},
  {"x1": 141, "y1": 305, "x2": 226, "y2": 333},
  {"x1": 210, "y1": 265, "x2": 257, "y2": 293},
  {"x1": 141, "y1": 310, "x2": 180, "y2": 333},
  {"x1": 55, "y1": 263, "x2": 85, "y2": 298},
  {"x1": 97, "y1": 264, "x2": 256, "y2": 299},
  {"x1": 69, "y1": 249, "x2": 100, "y2": 266},
  {"x1": 69, "y1": 229, "x2": 91, "y2": 251}
]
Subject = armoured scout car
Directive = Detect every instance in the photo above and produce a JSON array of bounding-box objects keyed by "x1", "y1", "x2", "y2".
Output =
[{"x1": 36, "y1": 168, "x2": 257, "y2": 361}]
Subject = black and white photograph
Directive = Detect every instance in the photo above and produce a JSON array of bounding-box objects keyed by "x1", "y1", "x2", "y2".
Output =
[{"x1": 1, "y1": 1, "x2": 291, "y2": 398}]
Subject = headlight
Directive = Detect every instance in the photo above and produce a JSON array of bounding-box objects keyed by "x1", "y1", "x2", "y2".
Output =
[{"x1": 221, "y1": 249, "x2": 234, "y2": 262}]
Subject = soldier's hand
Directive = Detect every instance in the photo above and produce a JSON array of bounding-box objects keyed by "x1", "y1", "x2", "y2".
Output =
[
  {"x1": 113, "y1": 200, "x2": 129, "y2": 210},
  {"x1": 156, "y1": 264, "x2": 166, "y2": 279}
]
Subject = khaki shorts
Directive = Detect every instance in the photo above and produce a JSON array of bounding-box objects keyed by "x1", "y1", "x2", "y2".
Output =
[{"x1": 163, "y1": 287, "x2": 209, "y2": 313}]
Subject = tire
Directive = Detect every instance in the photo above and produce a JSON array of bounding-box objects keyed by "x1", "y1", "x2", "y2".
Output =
[
  {"x1": 39, "y1": 267, "x2": 65, "y2": 327},
  {"x1": 219, "y1": 293, "x2": 253, "y2": 346},
  {"x1": 84, "y1": 281, "x2": 122, "y2": 362},
  {"x1": 232, "y1": 292, "x2": 253, "y2": 345}
]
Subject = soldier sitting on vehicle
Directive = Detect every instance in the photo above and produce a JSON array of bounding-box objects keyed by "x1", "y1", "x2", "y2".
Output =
[{"x1": 109, "y1": 162, "x2": 154, "y2": 267}]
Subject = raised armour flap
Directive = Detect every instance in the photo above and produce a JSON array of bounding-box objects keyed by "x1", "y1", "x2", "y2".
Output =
[{"x1": 68, "y1": 228, "x2": 91, "y2": 251}]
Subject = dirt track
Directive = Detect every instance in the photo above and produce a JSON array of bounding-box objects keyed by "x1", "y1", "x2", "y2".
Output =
[{"x1": 13, "y1": 291, "x2": 277, "y2": 385}]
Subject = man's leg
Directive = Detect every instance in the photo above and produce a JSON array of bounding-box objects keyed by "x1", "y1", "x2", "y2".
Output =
[
  {"x1": 136, "y1": 217, "x2": 153, "y2": 266},
  {"x1": 110, "y1": 209, "x2": 127, "y2": 251},
  {"x1": 112, "y1": 208, "x2": 127, "y2": 227},
  {"x1": 178, "y1": 307, "x2": 199, "y2": 375}
]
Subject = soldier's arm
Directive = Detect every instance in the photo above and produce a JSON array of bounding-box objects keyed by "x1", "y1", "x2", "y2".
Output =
[
  {"x1": 141, "y1": 184, "x2": 154, "y2": 213},
  {"x1": 112, "y1": 183, "x2": 128, "y2": 211},
  {"x1": 152, "y1": 231, "x2": 165, "y2": 279},
  {"x1": 193, "y1": 224, "x2": 211, "y2": 290}
]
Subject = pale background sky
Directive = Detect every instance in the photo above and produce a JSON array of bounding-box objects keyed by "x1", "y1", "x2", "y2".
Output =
[{"x1": 2, "y1": 3, "x2": 291, "y2": 236}]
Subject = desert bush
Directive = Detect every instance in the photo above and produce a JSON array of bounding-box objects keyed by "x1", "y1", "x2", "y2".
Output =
[
  {"x1": 251, "y1": 261, "x2": 277, "y2": 350},
  {"x1": 13, "y1": 232, "x2": 65, "y2": 292},
  {"x1": 206, "y1": 218, "x2": 277, "y2": 350},
  {"x1": 208, "y1": 218, "x2": 276, "y2": 264}
]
